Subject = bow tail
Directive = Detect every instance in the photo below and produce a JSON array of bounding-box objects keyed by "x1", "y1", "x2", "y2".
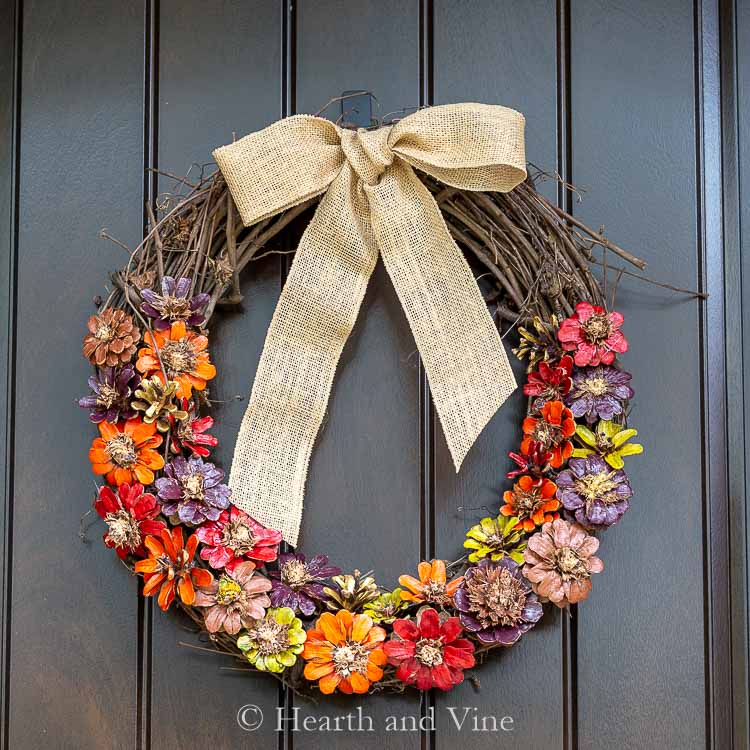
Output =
[
  {"x1": 369, "y1": 164, "x2": 518, "y2": 471},
  {"x1": 228, "y1": 167, "x2": 379, "y2": 546}
]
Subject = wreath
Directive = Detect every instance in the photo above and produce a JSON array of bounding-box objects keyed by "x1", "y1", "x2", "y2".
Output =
[{"x1": 80, "y1": 104, "x2": 672, "y2": 697}]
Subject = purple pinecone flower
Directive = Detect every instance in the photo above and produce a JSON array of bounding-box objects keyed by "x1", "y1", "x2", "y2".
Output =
[
  {"x1": 556, "y1": 455, "x2": 633, "y2": 530},
  {"x1": 268, "y1": 553, "x2": 341, "y2": 616},
  {"x1": 453, "y1": 558, "x2": 543, "y2": 645},
  {"x1": 565, "y1": 366, "x2": 634, "y2": 424},
  {"x1": 78, "y1": 364, "x2": 139, "y2": 423},
  {"x1": 155, "y1": 455, "x2": 231, "y2": 525},
  {"x1": 140, "y1": 276, "x2": 210, "y2": 331}
]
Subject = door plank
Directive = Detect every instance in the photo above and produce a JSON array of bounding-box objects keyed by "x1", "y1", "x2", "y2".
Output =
[
  {"x1": 293, "y1": 0, "x2": 422, "y2": 745},
  {"x1": 0, "y1": 1, "x2": 16, "y2": 745},
  {"x1": 9, "y1": 2, "x2": 144, "y2": 748},
  {"x1": 738, "y1": 1, "x2": 750, "y2": 744},
  {"x1": 149, "y1": 2, "x2": 283, "y2": 748},
  {"x1": 432, "y1": 2, "x2": 564, "y2": 748},
  {"x1": 570, "y1": 2, "x2": 706, "y2": 749}
]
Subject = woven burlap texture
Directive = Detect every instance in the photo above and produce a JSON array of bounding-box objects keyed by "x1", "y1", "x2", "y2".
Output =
[{"x1": 213, "y1": 102, "x2": 526, "y2": 546}]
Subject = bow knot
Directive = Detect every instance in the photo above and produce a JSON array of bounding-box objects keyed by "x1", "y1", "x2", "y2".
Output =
[
  {"x1": 214, "y1": 102, "x2": 527, "y2": 546},
  {"x1": 339, "y1": 127, "x2": 394, "y2": 187}
]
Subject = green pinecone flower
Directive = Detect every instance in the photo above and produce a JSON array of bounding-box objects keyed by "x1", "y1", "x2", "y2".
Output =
[
  {"x1": 131, "y1": 376, "x2": 188, "y2": 432},
  {"x1": 363, "y1": 589, "x2": 409, "y2": 624},
  {"x1": 464, "y1": 514, "x2": 527, "y2": 564}
]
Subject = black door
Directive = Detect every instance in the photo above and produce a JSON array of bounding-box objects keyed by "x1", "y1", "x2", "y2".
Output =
[{"x1": 1, "y1": 2, "x2": 748, "y2": 749}]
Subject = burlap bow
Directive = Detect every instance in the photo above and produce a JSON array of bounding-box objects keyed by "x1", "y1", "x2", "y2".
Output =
[{"x1": 214, "y1": 102, "x2": 526, "y2": 545}]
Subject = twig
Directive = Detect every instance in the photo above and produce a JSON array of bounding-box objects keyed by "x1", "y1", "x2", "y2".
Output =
[{"x1": 588, "y1": 258, "x2": 707, "y2": 299}]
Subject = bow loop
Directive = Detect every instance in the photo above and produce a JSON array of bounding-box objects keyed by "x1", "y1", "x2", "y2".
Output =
[
  {"x1": 214, "y1": 115, "x2": 345, "y2": 226},
  {"x1": 390, "y1": 103, "x2": 526, "y2": 191}
]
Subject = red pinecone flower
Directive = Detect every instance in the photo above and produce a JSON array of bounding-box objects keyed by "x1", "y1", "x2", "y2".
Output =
[
  {"x1": 170, "y1": 398, "x2": 218, "y2": 457},
  {"x1": 94, "y1": 482, "x2": 166, "y2": 559},
  {"x1": 557, "y1": 302, "x2": 627, "y2": 367},
  {"x1": 383, "y1": 607, "x2": 475, "y2": 691}
]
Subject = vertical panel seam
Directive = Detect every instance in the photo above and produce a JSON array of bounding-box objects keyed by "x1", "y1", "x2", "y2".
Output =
[
  {"x1": 732, "y1": 0, "x2": 750, "y2": 739},
  {"x1": 695, "y1": 0, "x2": 736, "y2": 747},
  {"x1": 556, "y1": 2, "x2": 577, "y2": 749},
  {"x1": 693, "y1": 3, "x2": 713, "y2": 748},
  {"x1": 719, "y1": 0, "x2": 749, "y2": 746},
  {"x1": 1, "y1": 1, "x2": 21, "y2": 749},
  {"x1": 418, "y1": 3, "x2": 435, "y2": 750},
  {"x1": 137, "y1": 2, "x2": 159, "y2": 749}
]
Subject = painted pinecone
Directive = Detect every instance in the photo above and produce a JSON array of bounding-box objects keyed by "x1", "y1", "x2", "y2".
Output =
[
  {"x1": 513, "y1": 314, "x2": 563, "y2": 369},
  {"x1": 324, "y1": 570, "x2": 380, "y2": 612},
  {"x1": 83, "y1": 308, "x2": 141, "y2": 367},
  {"x1": 131, "y1": 376, "x2": 189, "y2": 432}
]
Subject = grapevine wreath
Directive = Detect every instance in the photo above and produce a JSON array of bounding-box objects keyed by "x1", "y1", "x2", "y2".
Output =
[{"x1": 80, "y1": 103, "x2": 695, "y2": 696}]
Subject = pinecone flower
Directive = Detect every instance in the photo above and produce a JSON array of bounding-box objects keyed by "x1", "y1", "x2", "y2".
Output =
[
  {"x1": 134, "y1": 527, "x2": 213, "y2": 611},
  {"x1": 193, "y1": 561, "x2": 272, "y2": 635},
  {"x1": 557, "y1": 302, "x2": 628, "y2": 367},
  {"x1": 94, "y1": 482, "x2": 166, "y2": 559},
  {"x1": 566, "y1": 366, "x2": 633, "y2": 425},
  {"x1": 154, "y1": 455, "x2": 231, "y2": 525},
  {"x1": 237, "y1": 607, "x2": 307, "y2": 673},
  {"x1": 463, "y1": 515, "x2": 527, "y2": 564},
  {"x1": 363, "y1": 590, "x2": 409, "y2": 624},
  {"x1": 140, "y1": 275, "x2": 210, "y2": 331},
  {"x1": 521, "y1": 400, "x2": 576, "y2": 468},
  {"x1": 136, "y1": 321, "x2": 216, "y2": 399},
  {"x1": 88, "y1": 417, "x2": 164, "y2": 486},
  {"x1": 302, "y1": 610, "x2": 387, "y2": 694},
  {"x1": 83, "y1": 308, "x2": 141, "y2": 367},
  {"x1": 169, "y1": 398, "x2": 218, "y2": 457},
  {"x1": 79, "y1": 364, "x2": 139, "y2": 424},
  {"x1": 513, "y1": 314, "x2": 563, "y2": 369},
  {"x1": 131, "y1": 376, "x2": 189, "y2": 432},
  {"x1": 500, "y1": 475, "x2": 560, "y2": 532},
  {"x1": 524, "y1": 355, "x2": 574, "y2": 411},
  {"x1": 453, "y1": 558, "x2": 543, "y2": 645},
  {"x1": 555, "y1": 456, "x2": 632, "y2": 530},
  {"x1": 398, "y1": 559, "x2": 463, "y2": 606},
  {"x1": 195, "y1": 506, "x2": 282, "y2": 571},
  {"x1": 324, "y1": 569, "x2": 380, "y2": 612},
  {"x1": 268, "y1": 553, "x2": 341, "y2": 616},
  {"x1": 523, "y1": 519, "x2": 604, "y2": 607},
  {"x1": 383, "y1": 607, "x2": 475, "y2": 691}
]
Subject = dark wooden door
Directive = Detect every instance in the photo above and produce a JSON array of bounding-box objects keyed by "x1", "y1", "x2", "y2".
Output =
[{"x1": 1, "y1": 2, "x2": 748, "y2": 749}]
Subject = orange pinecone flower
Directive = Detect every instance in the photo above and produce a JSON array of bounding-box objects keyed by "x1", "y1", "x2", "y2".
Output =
[
  {"x1": 135, "y1": 527, "x2": 213, "y2": 611},
  {"x1": 398, "y1": 559, "x2": 463, "y2": 605},
  {"x1": 521, "y1": 400, "x2": 576, "y2": 468},
  {"x1": 500, "y1": 475, "x2": 560, "y2": 532},
  {"x1": 88, "y1": 417, "x2": 165, "y2": 486},
  {"x1": 302, "y1": 610, "x2": 387, "y2": 694},
  {"x1": 136, "y1": 320, "x2": 216, "y2": 399}
]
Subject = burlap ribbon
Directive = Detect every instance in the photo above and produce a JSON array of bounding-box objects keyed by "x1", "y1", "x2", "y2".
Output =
[{"x1": 214, "y1": 102, "x2": 526, "y2": 545}]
